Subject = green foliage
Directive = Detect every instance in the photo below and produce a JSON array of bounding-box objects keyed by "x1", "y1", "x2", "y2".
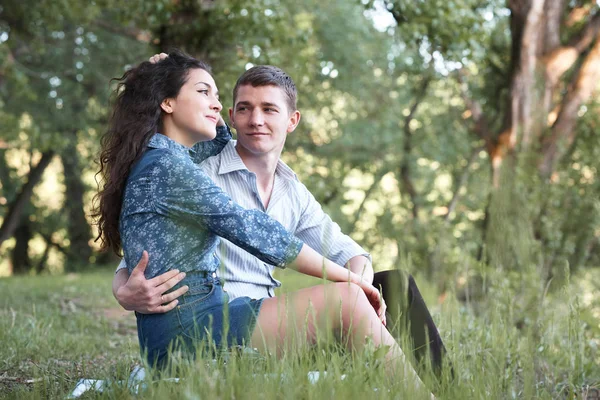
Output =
[{"x1": 0, "y1": 0, "x2": 598, "y2": 314}]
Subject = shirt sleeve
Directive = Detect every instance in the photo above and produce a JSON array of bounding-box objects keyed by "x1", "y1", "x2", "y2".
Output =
[
  {"x1": 189, "y1": 124, "x2": 232, "y2": 164},
  {"x1": 115, "y1": 258, "x2": 127, "y2": 273},
  {"x1": 153, "y1": 154, "x2": 303, "y2": 268},
  {"x1": 294, "y1": 182, "x2": 371, "y2": 267}
]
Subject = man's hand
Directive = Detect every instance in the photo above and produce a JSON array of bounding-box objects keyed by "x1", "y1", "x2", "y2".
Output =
[
  {"x1": 112, "y1": 251, "x2": 188, "y2": 314},
  {"x1": 149, "y1": 53, "x2": 168, "y2": 63}
]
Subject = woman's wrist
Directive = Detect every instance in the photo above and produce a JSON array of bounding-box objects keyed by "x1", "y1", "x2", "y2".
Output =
[{"x1": 349, "y1": 271, "x2": 368, "y2": 288}]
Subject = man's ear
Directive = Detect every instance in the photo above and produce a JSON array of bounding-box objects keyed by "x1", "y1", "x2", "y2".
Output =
[
  {"x1": 228, "y1": 108, "x2": 235, "y2": 127},
  {"x1": 286, "y1": 110, "x2": 301, "y2": 133},
  {"x1": 160, "y1": 98, "x2": 174, "y2": 114}
]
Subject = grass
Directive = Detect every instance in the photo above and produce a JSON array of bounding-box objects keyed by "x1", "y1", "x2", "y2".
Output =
[{"x1": 1, "y1": 265, "x2": 599, "y2": 399}]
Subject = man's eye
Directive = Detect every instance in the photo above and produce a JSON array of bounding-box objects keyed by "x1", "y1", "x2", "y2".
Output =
[{"x1": 264, "y1": 108, "x2": 276, "y2": 112}]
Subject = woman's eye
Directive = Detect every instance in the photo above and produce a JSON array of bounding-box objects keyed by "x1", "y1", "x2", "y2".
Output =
[{"x1": 198, "y1": 90, "x2": 209, "y2": 96}]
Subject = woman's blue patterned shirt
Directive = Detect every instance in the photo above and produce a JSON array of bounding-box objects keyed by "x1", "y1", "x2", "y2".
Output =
[{"x1": 119, "y1": 128, "x2": 304, "y2": 278}]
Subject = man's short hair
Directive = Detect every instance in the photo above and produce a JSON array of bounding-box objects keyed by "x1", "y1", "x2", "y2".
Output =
[{"x1": 233, "y1": 65, "x2": 297, "y2": 112}]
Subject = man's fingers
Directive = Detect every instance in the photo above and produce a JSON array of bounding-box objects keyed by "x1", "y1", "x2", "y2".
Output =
[
  {"x1": 149, "y1": 53, "x2": 169, "y2": 64},
  {"x1": 157, "y1": 271, "x2": 187, "y2": 292},
  {"x1": 159, "y1": 284, "x2": 189, "y2": 304},
  {"x1": 149, "y1": 269, "x2": 182, "y2": 286},
  {"x1": 131, "y1": 251, "x2": 149, "y2": 275},
  {"x1": 155, "y1": 299, "x2": 179, "y2": 313}
]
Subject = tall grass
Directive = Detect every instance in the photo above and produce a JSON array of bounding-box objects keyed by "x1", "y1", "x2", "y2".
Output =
[{"x1": 1, "y1": 265, "x2": 598, "y2": 399}]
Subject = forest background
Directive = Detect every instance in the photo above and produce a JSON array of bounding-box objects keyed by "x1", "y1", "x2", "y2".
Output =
[{"x1": 1, "y1": 0, "x2": 600, "y2": 397}]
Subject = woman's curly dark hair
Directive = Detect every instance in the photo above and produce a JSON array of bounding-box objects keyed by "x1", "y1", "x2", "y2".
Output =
[{"x1": 93, "y1": 49, "x2": 212, "y2": 255}]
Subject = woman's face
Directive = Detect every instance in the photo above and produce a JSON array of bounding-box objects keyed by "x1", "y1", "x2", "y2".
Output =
[{"x1": 162, "y1": 68, "x2": 222, "y2": 146}]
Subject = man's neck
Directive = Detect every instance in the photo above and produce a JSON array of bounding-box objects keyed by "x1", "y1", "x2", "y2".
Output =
[{"x1": 235, "y1": 144, "x2": 281, "y2": 208}]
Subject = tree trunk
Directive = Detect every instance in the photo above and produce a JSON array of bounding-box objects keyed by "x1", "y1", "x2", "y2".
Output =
[
  {"x1": 61, "y1": 140, "x2": 92, "y2": 270},
  {"x1": 11, "y1": 219, "x2": 32, "y2": 274},
  {"x1": 0, "y1": 151, "x2": 55, "y2": 246},
  {"x1": 398, "y1": 76, "x2": 431, "y2": 220}
]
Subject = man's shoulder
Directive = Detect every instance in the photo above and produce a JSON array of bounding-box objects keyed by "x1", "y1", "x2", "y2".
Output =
[
  {"x1": 276, "y1": 165, "x2": 315, "y2": 204},
  {"x1": 199, "y1": 143, "x2": 230, "y2": 176}
]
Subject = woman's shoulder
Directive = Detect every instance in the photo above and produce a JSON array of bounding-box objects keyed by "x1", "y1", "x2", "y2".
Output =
[
  {"x1": 145, "y1": 146, "x2": 194, "y2": 167},
  {"x1": 128, "y1": 147, "x2": 189, "y2": 179}
]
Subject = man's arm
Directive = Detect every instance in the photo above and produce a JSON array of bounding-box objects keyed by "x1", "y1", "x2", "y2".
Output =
[
  {"x1": 346, "y1": 255, "x2": 374, "y2": 284},
  {"x1": 112, "y1": 251, "x2": 189, "y2": 314},
  {"x1": 294, "y1": 185, "x2": 375, "y2": 284}
]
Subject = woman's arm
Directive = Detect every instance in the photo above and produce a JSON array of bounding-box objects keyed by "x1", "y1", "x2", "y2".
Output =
[
  {"x1": 155, "y1": 155, "x2": 385, "y2": 318},
  {"x1": 190, "y1": 119, "x2": 232, "y2": 164},
  {"x1": 292, "y1": 244, "x2": 385, "y2": 319}
]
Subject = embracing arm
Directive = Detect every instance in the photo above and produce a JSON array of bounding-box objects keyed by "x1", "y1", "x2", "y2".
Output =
[{"x1": 112, "y1": 251, "x2": 189, "y2": 314}]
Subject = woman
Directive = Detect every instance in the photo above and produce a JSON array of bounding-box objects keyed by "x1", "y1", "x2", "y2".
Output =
[{"x1": 95, "y1": 50, "x2": 430, "y2": 394}]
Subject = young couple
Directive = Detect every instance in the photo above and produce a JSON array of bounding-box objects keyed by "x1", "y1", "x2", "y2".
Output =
[{"x1": 97, "y1": 50, "x2": 448, "y2": 394}]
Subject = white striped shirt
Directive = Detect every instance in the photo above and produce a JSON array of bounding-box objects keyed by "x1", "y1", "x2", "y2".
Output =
[{"x1": 200, "y1": 141, "x2": 370, "y2": 300}]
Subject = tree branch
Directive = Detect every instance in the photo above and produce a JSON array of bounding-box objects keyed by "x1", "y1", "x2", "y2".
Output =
[
  {"x1": 0, "y1": 151, "x2": 55, "y2": 246},
  {"x1": 544, "y1": 12, "x2": 600, "y2": 84},
  {"x1": 350, "y1": 169, "x2": 387, "y2": 231},
  {"x1": 92, "y1": 20, "x2": 151, "y2": 43},
  {"x1": 457, "y1": 69, "x2": 495, "y2": 153},
  {"x1": 39, "y1": 232, "x2": 69, "y2": 256},
  {"x1": 540, "y1": 37, "x2": 600, "y2": 177},
  {"x1": 444, "y1": 145, "x2": 485, "y2": 222}
]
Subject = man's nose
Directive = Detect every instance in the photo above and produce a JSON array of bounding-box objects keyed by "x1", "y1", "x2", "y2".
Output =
[{"x1": 249, "y1": 110, "x2": 264, "y2": 126}]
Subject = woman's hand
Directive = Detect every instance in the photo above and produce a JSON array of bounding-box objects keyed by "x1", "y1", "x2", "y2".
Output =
[
  {"x1": 291, "y1": 244, "x2": 388, "y2": 325},
  {"x1": 357, "y1": 279, "x2": 387, "y2": 326}
]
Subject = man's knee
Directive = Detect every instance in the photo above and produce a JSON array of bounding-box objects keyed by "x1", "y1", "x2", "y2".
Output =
[{"x1": 373, "y1": 269, "x2": 411, "y2": 306}]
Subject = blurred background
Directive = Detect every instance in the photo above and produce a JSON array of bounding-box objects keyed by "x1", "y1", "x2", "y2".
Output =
[{"x1": 0, "y1": 0, "x2": 599, "y2": 307}]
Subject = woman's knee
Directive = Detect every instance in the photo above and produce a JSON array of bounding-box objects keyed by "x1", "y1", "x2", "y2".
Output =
[{"x1": 333, "y1": 282, "x2": 372, "y2": 315}]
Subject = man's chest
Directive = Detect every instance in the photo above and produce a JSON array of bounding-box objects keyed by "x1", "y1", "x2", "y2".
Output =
[{"x1": 213, "y1": 174, "x2": 301, "y2": 232}]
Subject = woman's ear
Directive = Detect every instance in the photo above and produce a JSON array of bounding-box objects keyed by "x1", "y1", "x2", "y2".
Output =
[{"x1": 160, "y1": 98, "x2": 174, "y2": 114}]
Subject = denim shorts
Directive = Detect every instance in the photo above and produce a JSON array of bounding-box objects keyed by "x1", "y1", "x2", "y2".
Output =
[{"x1": 135, "y1": 270, "x2": 264, "y2": 369}]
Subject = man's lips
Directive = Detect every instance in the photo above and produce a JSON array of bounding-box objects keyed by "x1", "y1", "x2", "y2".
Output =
[{"x1": 246, "y1": 132, "x2": 269, "y2": 136}]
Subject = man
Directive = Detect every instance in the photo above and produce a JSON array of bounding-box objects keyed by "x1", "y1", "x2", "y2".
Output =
[{"x1": 113, "y1": 63, "x2": 449, "y2": 377}]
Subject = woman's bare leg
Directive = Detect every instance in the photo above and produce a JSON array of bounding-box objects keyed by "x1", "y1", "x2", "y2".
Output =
[
  {"x1": 250, "y1": 282, "x2": 393, "y2": 353},
  {"x1": 250, "y1": 282, "x2": 432, "y2": 396}
]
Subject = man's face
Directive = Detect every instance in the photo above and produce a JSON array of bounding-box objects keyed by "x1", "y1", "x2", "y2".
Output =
[{"x1": 229, "y1": 84, "x2": 300, "y2": 158}]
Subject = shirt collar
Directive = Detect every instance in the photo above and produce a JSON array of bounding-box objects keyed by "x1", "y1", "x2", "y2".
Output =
[
  {"x1": 148, "y1": 133, "x2": 196, "y2": 157},
  {"x1": 218, "y1": 140, "x2": 297, "y2": 181}
]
